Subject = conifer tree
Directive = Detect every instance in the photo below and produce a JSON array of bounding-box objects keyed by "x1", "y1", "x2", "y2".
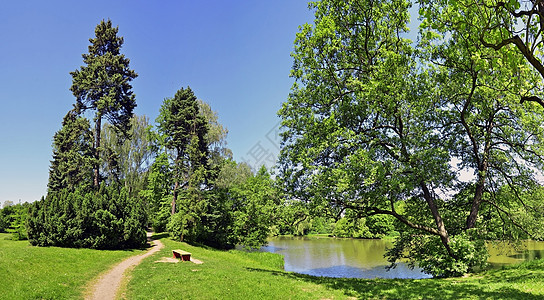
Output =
[
  {"x1": 70, "y1": 19, "x2": 137, "y2": 187},
  {"x1": 157, "y1": 86, "x2": 208, "y2": 216},
  {"x1": 48, "y1": 110, "x2": 94, "y2": 192}
]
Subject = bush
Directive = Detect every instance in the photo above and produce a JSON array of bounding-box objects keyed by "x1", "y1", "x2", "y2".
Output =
[
  {"x1": 3, "y1": 204, "x2": 29, "y2": 240},
  {"x1": 27, "y1": 185, "x2": 147, "y2": 249}
]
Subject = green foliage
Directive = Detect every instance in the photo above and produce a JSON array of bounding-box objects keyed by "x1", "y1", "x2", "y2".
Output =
[
  {"x1": 386, "y1": 231, "x2": 489, "y2": 278},
  {"x1": 331, "y1": 214, "x2": 395, "y2": 239},
  {"x1": 156, "y1": 86, "x2": 209, "y2": 215},
  {"x1": 140, "y1": 152, "x2": 172, "y2": 232},
  {"x1": 101, "y1": 115, "x2": 154, "y2": 197},
  {"x1": 5, "y1": 204, "x2": 28, "y2": 241},
  {"x1": 166, "y1": 188, "x2": 206, "y2": 243},
  {"x1": 166, "y1": 163, "x2": 278, "y2": 250},
  {"x1": 0, "y1": 203, "x2": 15, "y2": 233},
  {"x1": 48, "y1": 110, "x2": 94, "y2": 192},
  {"x1": 230, "y1": 166, "x2": 278, "y2": 249},
  {"x1": 27, "y1": 185, "x2": 147, "y2": 249},
  {"x1": 0, "y1": 203, "x2": 29, "y2": 240},
  {"x1": 70, "y1": 19, "x2": 137, "y2": 131},
  {"x1": 278, "y1": 0, "x2": 544, "y2": 277},
  {"x1": 70, "y1": 19, "x2": 138, "y2": 187}
]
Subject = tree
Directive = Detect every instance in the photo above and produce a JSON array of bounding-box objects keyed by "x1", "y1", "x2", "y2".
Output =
[
  {"x1": 231, "y1": 166, "x2": 278, "y2": 249},
  {"x1": 101, "y1": 114, "x2": 154, "y2": 197},
  {"x1": 70, "y1": 19, "x2": 138, "y2": 188},
  {"x1": 198, "y1": 99, "x2": 232, "y2": 164},
  {"x1": 418, "y1": 0, "x2": 544, "y2": 234},
  {"x1": 6, "y1": 203, "x2": 29, "y2": 241},
  {"x1": 48, "y1": 110, "x2": 94, "y2": 192},
  {"x1": 27, "y1": 185, "x2": 147, "y2": 249},
  {"x1": 278, "y1": 0, "x2": 544, "y2": 277},
  {"x1": 140, "y1": 152, "x2": 172, "y2": 232},
  {"x1": 156, "y1": 86, "x2": 209, "y2": 217}
]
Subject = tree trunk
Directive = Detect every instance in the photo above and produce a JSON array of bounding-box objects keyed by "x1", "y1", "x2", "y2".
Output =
[
  {"x1": 420, "y1": 181, "x2": 455, "y2": 258},
  {"x1": 94, "y1": 116, "x2": 102, "y2": 188},
  {"x1": 172, "y1": 180, "x2": 178, "y2": 215},
  {"x1": 466, "y1": 163, "x2": 488, "y2": 229}
]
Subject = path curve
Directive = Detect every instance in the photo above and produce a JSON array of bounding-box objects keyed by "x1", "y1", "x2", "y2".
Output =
[{"x1": 85, "y1": 232, "x2": 164, "y2": 300}]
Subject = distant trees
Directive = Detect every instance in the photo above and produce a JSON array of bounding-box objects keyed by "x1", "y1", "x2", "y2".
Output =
[{"x1": 0, "y1": 202, "x2": 29, "y2": 240}]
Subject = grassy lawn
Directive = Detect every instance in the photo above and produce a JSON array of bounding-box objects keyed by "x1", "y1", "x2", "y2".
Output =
[
  {"x1": 0, "y1": 233, "x2": 144, "y2": 299},
  {"x1": 2, "y1": 231, "x2": 544, "y2": 299},
  {"x1": 125, "y1": 233, "x2": 544, "y2": 300}
]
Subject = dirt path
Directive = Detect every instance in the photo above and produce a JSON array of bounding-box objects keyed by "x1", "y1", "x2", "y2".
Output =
[{"x1": 85, "y1": 232, "x2": 164, "y2": 300}]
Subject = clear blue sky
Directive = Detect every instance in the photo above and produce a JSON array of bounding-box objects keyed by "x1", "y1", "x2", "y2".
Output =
[{"x1": 0, "y1": 1, "x2": 314, "y2": 203}]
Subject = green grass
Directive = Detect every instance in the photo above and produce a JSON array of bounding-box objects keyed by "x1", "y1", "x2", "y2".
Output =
[
  {"x1": 3, "y1": 232, "x2": 544, "y2": 299},
  {"x1": 0, "y1": 233, "x2": 144, "y2": 299},
  {"x1": 125, "y1": 233, "x2": 544, "y2": 299},
  {"x1": 124, "y1": 233, "x2": 350, "y2": 299}
]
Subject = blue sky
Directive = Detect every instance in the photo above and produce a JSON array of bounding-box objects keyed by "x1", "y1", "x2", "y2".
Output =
[{"x1": 0, "y1": 1, "x2": 314, "y2": 203}]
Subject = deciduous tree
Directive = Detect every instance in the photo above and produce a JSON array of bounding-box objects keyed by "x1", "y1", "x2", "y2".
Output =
[{"x1": 279, "y1": 0, "x2": 544, "y2": 277}]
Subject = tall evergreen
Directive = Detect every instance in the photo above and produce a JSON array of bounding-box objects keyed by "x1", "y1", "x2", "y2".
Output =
[
  {"x1": 157, "y1": 86, "x2": 209, "y2": 216},
  {"x1": 48, "y1": 110, "x2": 94, "y2": 192},
  {"x1": 70, "y1": 19, "x2": 137, "y2": 188}
]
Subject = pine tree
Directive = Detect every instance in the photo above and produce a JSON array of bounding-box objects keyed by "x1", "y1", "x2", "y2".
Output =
[{"x1": 70, "y1": 19, "x2": 137, "y2": 187}]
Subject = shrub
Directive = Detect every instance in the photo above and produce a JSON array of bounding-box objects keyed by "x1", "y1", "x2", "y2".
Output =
[{"x1": 27, "y1": 185, "x2": 147, "y2": 249}]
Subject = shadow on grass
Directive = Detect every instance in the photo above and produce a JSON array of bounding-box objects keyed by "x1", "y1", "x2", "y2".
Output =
[
  {"x1": 150, "y1": 232, "x2": 170, "y2": 240},
  {"x1": 246, "y1": 267, "x2": 541, "y2": 299}
]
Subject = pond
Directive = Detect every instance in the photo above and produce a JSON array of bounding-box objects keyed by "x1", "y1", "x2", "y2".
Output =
[{"x1": 261, "y1": 236, "x2": 544, "y2": 279}]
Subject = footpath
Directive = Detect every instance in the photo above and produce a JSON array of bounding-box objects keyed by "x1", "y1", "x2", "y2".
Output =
[{"x1": 85, "y1": 231, "x2": 164, "y2": 300}]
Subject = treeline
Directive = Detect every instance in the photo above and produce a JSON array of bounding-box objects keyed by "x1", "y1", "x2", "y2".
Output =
[{"x1": 24, "y1": 20, "x2": 279, "y2": 250}]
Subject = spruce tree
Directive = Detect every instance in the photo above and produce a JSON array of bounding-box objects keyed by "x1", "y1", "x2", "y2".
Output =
[
  {"x1": 70, "y1": 19, "x2": 137, "y2": 187},
  {"x1": 157, "y1": 86, "x2": 208, "y2": 216},
  {"x1": 48, "y1": 110, "x2": 94, "y2": 192}
]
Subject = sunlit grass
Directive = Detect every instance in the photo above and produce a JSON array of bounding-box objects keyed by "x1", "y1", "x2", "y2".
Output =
[
  {"x1": 0, "y1": 233, "x2": 143, "y2": 299},
  {"x1": 125, "y1": 233, "x2": 544, "y2": 299},
  {"x1": 3, "y1": 231, "x2": 544, "y2": 299},
  {"x1": 124, "y1": 233, "x2": 349, "y2": 299}
]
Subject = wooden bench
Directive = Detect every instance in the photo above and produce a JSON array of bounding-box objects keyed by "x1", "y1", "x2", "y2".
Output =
[{"x1": 172, "y1": 249, "x2": 191, "y2": 261}]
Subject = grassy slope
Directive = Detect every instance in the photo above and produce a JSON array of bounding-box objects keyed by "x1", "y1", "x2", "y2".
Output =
[
  {"x1": 125, "y1": 234, "x2": 544, "y2": 300},
  {"x1": 0, "y1": 233, "x2": 144, "y2": 299}
]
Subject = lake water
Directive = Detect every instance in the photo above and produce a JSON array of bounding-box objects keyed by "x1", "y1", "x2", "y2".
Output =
[{"x1": 261, "y1": 236, "x2": 544, "y2": 279}]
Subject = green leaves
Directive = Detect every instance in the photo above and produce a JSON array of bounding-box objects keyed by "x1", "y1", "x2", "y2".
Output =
[{"x1": 279, "y1": 0, "x2": 544, "y2": 277}]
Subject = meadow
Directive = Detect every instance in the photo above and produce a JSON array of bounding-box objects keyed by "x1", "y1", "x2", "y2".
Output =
[{"x1": 2, "y1": 232, "x2": 544, "y2": 299}]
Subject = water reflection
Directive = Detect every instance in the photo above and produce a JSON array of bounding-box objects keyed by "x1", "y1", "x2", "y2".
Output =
[
  {"x1": 261, "y1": 236, "x2": 544, "y2": 279},
  {"x1": 262, "y1": 236, "x2": 431, "y2": 279},
  {"x1": 487, "y1": 240, "x2": 544, "y2": 266}
]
